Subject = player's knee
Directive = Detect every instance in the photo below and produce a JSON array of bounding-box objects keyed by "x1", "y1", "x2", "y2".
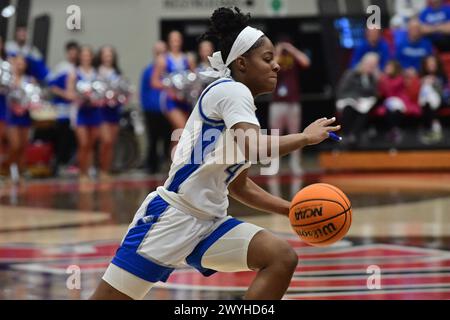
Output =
[
  {"x1": 282, "y1": 245, "x2": 298, "y2": 273},
  {"x1": 272, "y1": 241, "x2": 298, "y2": 273}
]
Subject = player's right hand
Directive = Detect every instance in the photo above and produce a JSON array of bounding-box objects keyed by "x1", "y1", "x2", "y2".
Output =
[{"x1": 302, "y1": 117, "x2": 341, "y2": 146}]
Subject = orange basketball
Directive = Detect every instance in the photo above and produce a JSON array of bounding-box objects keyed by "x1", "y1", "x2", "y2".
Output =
[{"x1": 289, "y1": 183, "x2": 352, "y2": 247}]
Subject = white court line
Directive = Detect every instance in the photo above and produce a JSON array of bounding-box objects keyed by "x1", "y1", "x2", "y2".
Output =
[
  {"x1": 284, "y1": 286, "x2": 450, "y2": 298},
  {"x1": 291, "y1": 272, "x2": 450, "y2": 281},
  {"x1": 156, "y1": 282, "x2": 450, "y2": 293},
  {"x1": 296, "y1": 266, "x2": 450, "y2": 276}
]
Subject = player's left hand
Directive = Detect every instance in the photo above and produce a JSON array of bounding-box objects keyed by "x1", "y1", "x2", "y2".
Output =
[{"x1": 303, "y1": 117, "x2": 341, "y2": 146}]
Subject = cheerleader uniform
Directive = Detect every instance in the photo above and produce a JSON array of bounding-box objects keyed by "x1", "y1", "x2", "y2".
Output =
[
  {"x1": 164, "y1": 53, "x2": 191, "y2": 112},
  {"x1": 76, "y1": 68, "x2": 102, "y2": 127},
  {"x1": 98, "y1": 66, "x2": 122, "y2": 124},
  {"x1": 6, "y1": 76, "x2": 33, "y2": 127},
  {"x1": 0, "y1": 94, "x2": 6, "y2": 122},
  {"x1": 0, "y1": 59, "x2": 9, "y2": 122}
]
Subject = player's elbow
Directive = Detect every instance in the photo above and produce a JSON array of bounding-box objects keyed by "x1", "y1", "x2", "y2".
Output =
[{"x1": 228, "y1": 178, "x2": 249, "y2": 199}]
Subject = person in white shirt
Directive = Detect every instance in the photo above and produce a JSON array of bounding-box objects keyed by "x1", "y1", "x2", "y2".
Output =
[{"x1": 90, "y1": 7, "x2": 340, "y2": 300}]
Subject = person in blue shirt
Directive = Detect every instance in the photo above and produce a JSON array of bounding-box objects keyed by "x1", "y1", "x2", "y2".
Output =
[
  {"x1": 419, "y1": 0, "x2": 450, "y2": 51},
  {"x1": 47, "y1": 41, "x2": 79, "y2": 175},
  {"x1": 5, "y1": 26, "x2": 49, "y2": 82},
  {"x1": 141, "y1": 41, "x2": 171, "y2": 174},
  {"x1": 396, "y1": 18, "x2": 434, "y2": 72},
  {"x1": 350, "y1": 28, "x2": 391, "y2": 69}
]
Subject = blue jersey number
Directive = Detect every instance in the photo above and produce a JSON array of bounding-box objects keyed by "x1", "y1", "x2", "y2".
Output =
[{"x1": 225, "y1": 162, "x2": 245, "y2": 185}]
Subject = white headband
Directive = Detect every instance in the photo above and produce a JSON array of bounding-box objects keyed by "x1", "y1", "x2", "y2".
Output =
[{"x1": 201, "y1": 26, "x2": 264, "y2": 78}]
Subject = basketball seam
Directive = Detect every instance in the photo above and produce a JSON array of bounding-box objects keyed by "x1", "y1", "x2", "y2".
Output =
[
  {"x1": 317, "y1": 184, "x2": 352, "y2": 243},
  {"x1": 291, "y1": 207, "x2": 352, "y2": 227},
  {"x1": 318, "y1": 183, "x2": 350, "y2": 209},
  {"x1": 290, "y1": 198, "x2": 346, "y2": 212},
  {"x1": 308, "y1": 211, "x2": 349, "y2": 244}
]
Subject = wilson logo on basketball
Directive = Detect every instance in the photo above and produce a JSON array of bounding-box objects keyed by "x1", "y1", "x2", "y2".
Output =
[
  {"x1": 295, "y1": 206, "x2": 323, "y2": 220},
  {"x1": 297, "y1": 222, "x2": 337, "y2": 238}
]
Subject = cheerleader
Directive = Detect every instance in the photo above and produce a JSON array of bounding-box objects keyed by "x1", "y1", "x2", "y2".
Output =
[
  {"x1": 95, "y1": 45, "x2": 123, "y2": 181},
  {"x1": 151, "y1": 30, "x2": 196, "y2": 131},
  {"x1": 69, "y1": 46, "x2": 102, "y2": 183},
  {"x1": 5, "y1": 55, "x2": 35, "y2": 183}
]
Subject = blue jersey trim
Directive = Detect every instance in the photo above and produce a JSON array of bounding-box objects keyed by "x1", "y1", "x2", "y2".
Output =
[
  {"x1": 197, "y1": 79, "x2": 233, "y2": 125},
  {"x1": 167, "y1": 122, "x2": 224, "y2": 193},
  {"x1": 112, "y1": 195, "x2": 175, "y2": 283}
]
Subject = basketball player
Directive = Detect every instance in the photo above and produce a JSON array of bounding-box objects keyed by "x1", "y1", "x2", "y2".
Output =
[{"x1": 91, "y1": 7, "x2": 340, "y2": 300}]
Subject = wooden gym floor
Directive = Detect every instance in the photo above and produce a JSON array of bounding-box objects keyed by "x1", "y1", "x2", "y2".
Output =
[{"x1": 1, "y1": 168, "x2": 450, "y2": 300}]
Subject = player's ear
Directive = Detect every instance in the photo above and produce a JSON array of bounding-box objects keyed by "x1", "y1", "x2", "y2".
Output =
[{"x1": 234, "y1": 56, "x2": 247, "y2": 72}]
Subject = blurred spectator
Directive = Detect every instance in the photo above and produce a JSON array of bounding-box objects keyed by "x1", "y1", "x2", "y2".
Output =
[
  {"x1": 270, "y1": 38, "x2": 310, "y2": 174},
  {"x1": 151, "y1": 30, "x2": 196, "y2": 131},
  {"x1": 5, "y1": 55, "x2": 36, "y2": 183},
  {"x1": 140, "y1": 41, "x2": 171, "y2": 174},
  {"x1": 418, "y1": 54, "x2": 448, "y2": 144},
  {"x1": 350, "y1": 29, "x2": 390, "y2": 69},
  {"x1": 47, "y1": 41, "x2": 79, "y2": 175},
  {"x1": 378, "y1": 60, "x2": 420, "y2": 144},
  {"x1": 396, "y1": 18, "x2": 433, "y2": 72},
  {"x1": 96, "y1": 45, "x2": 125, "y2": 180},
  {"x1": 0, "y1": 36, "x2": 7, "y2": 171},
  {"x1": 71, "y1": 46, "x2": 102, "y2": 184},
  {"x1": 391, "y1": 0, "x2": 427, "y2": 30},
  {"x1": 419, "y1": 0, "x2": 450, "y2": 52},
  {"x1": 196, "y1": 40, "x2": 214, "y2": 72},
  {"x1": 196, "y1": 40, "x2": 215, "y2": 90},
  {"x1": 337, "y1": 53, "x2": 380, "y2": 146},
  {"x1": 390, "y1": 0, "x2": 426, "y2": 47},
  {"x1": 5, "y1": 26, "x2": 49, "y2": 81}
]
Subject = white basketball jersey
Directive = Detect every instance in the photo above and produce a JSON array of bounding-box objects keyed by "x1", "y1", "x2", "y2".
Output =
[{"x1": 157, "y1": 78, "x2": 260, "y2": 220}]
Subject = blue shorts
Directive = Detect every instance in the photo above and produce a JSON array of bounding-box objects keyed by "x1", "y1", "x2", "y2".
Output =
[
  {"x1": 107, "y1": 192, "x2": 263, "y2": 286},
  {"x1": 166, "y1": 97, "x2": 191, "y2": 113},
  {"x1": 6, "y1": 111, "x2": 32, "y2": 127},
  {"x1": 0, "y1": 104, "x2": 5, "y2": 121},
  {"x1": 76, "y1": 106, "x2": 102, "y2": 127},
  {"x1": 100, "y1": 105, "x2": 121, "y2": 124},
  {"x1": 0, "y1": 94, "x2": 6, "y2": 121}
]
